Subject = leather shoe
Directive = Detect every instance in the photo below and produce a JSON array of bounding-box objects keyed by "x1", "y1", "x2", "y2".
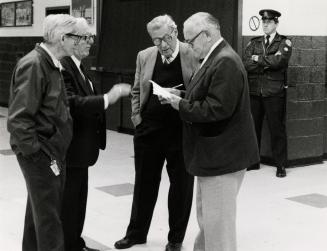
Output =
[
  {"x1": 165, "y1": 242, "x2": 182, "y2": 251},
  {"x1": 82, "y1": 246, "x2": 100, "y2": 251},
  {"x1": 247, "y1": 163, "x2": 260, "y2": 171},
  {"x1": 276, "y1": 166, "x2": 286, "y2": 178},
  {"x1": 114, "y1": 237, "x2": 146, "y2": 249}
]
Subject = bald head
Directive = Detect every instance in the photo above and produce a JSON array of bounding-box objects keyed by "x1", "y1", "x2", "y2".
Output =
[
  {"x1": 184, "y1": 12, "x2": 220, "y2": 34},
  {"x1": 183, "y1": 12, "x2": 221, "y2": 59}
]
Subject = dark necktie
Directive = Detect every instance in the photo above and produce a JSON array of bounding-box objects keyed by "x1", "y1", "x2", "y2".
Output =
[
  {"x1": 80, "y1": 64, "x2": 94, "y2": 93},
  {"x1": 265, "y1": 35, "x2": 270, "y2": 49}
]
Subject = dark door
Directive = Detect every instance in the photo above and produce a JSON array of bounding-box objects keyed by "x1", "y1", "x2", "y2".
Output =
[{"x1": 96, "y1": 0, "x2": 241, "y2": 132}]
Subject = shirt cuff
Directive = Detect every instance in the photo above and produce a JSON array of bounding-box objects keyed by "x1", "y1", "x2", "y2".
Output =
[{"x1": 104, "y1": 94, "x2": 109, "y2": 109}]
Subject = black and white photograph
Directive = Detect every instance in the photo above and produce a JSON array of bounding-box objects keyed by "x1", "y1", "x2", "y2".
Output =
[{"x1": 0, "y1": 0, "x2": 326, "y2": 251}]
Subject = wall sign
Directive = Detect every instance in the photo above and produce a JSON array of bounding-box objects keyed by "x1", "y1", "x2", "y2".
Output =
[
  {"x1": 72, "y1": 0, "x2": 94, "y2": 24},
  {"x1": 249, "y1": 15, "x2": 260, "y2": 31},
  {"x1": 0, "y1": 0, "x2": 33, "y2": 27}
]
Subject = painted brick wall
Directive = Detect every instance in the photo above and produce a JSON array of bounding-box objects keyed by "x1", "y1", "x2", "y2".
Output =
[
  {"x1": 0, "y1": 37, "x2": 42, "y2": 106},
  {"x1": 243, "y1": 36, "x2": 327, "y2": 166}
]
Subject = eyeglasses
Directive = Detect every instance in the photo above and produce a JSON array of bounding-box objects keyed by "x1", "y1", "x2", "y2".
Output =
[
  {"x1": 65, "y1": 33, "x2": 96, "y2": 43},
  {"x1": 152, "y1": 29, "x2": 175, "y2": 46},
  {"x1": 184, "y1": 30, "x2": 205, "y2": 47}
]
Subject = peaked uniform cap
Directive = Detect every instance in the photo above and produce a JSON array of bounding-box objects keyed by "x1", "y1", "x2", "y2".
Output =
[{"x1": 259, "y1": 9, "x2": 281, "y2": 20}]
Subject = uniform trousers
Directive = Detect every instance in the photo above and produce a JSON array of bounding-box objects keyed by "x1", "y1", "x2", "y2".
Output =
[
  {"x1": 250, "y1": 95, "x2": 287, "y2": 167},
  {"x1": 194, "y1": 170, "x2": 245, "y2": 251},
  {"x1": 125, "y1": 125, "x2": 194, "y2": 243},
  {"x1": 17, "y1": 150, "x2": 66, "y2": 251}
]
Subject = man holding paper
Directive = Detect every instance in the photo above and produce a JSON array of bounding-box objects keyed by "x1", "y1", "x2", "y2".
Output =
[{"x1": 115, "y1": 14, "x2": 196, "y2": 251}]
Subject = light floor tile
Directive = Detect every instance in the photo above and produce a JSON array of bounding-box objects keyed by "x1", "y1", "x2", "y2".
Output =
[{"x1": 1, "y1": 107, "x2": 327, "y2": 251}]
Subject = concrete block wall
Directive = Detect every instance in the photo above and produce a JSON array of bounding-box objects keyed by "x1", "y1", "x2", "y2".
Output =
[
  {"x1": 0, "y1": 37, "x2": 98, "y2": 106},
  {"x1": 243, "y1": 36, "x2": 327, "y2": 166}
]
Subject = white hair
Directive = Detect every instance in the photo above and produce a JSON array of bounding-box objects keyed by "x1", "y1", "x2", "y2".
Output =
[
  {"x1": 75, "y1": 17, "x2": 91, "y2": 35},
  {"x1": 43, "y1": 14, "x2": 78, "y2": 44},
  {"x1": 147, "y1": 14, "x2": 177, "y2": 34}
]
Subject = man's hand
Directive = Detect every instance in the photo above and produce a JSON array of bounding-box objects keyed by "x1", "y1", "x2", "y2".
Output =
[
  {"x1": 158, "y1": 93, "x2": 182, "y2": 111},
  {"x1": 107, "y1": 83, "x2": 131, "y2": 105},
  {"x1": 251, "y1": 55, "x2": 259, "y2": 62},
  {"x1": 165, "y1": 87, "x2": 182, "y2": 97}
]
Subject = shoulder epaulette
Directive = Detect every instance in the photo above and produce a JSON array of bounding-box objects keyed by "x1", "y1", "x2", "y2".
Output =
[{"x1": 251, "y1": 36, "x2": 262, "y2": 41}]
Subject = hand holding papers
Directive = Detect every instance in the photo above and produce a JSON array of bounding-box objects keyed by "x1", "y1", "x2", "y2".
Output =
[
  {"x1": 149, "y1": 80, "x2": 182, "y2": 110},
  {"x1": 149, "y1": 80, "x2": 173, "y2": 99}
]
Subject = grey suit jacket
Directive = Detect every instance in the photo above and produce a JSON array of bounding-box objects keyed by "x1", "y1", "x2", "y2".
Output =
[{"x1": 131, "y1": 41, "x2": 196, "y2": 127}]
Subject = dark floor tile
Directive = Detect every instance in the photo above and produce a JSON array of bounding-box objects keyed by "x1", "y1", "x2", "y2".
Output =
[
  {"x1": 287, "y1": 193, "x2": 327, "y2": 208},
  {"x1": 83, "y1": 235, "x2": 111, "y2": 250},
  {"x1": 0, "y1": 149, "x2": 14, "y2": 155},
  {"x1": 96, "y1": 183, "x2": 134, "y2": 197}
]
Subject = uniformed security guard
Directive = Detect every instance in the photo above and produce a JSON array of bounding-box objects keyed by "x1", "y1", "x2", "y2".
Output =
[{"x1": 244, "y1": 9, "x2": 292, "y2": 177}]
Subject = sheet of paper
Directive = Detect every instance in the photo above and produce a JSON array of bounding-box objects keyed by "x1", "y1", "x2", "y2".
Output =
[{"x1": 149, "y1": 80, "x2": 173, "y2": 99}]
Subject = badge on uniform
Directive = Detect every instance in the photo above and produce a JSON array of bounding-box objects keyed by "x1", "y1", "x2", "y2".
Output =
[
  {"x1": 50, "y1": 159, "x2": 60, "y2": 176},
  {"x1": 285, "y1": 39, "x2": 292, "y2": 47}
]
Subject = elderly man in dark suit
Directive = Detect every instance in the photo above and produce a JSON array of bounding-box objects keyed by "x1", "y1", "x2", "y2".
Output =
[
  {"x1": 7, "y1": 14, "x2": 78, "y2": 251},
  {"x1": 60, "y1": 18, "x2": 130, "y2": 251},
  {"x1": 162, "y1": 12, "x2": 259, "y2": 251},
  {"x1": 115, "y1": 14, "x2": 196, "y2": 251}
]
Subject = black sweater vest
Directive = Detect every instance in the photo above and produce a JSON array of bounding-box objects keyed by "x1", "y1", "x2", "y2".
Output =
[{"x1": 141, "y1": 52, "x2": 184, "y2": 130}]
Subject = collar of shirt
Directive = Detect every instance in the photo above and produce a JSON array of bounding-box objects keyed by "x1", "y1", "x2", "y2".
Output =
[
  {"x1": 71, "y1": 55, "x2": 84, "y2": 78},
  {"x1": 265, "y1": 32, "x2": 276, "y2": 42},
  {"x1": 40, "y1": 43, "x2": 63, "y2": 71},
  {"x1": 199, "y1": 37, "x2": 224, "y2": 69},
  {"x1": 161, "y1": 39, "x2": 180, "y2": 63}
]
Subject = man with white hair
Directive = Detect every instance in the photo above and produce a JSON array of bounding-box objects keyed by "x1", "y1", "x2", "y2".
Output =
[
  {"x1": 162, "y1": 12, "x2": 259, "y2": 251},
  {"x1": 60, "y1": 17, "x2": 131, "y2": 251},
  {"x1": 7, "y1": 14, "x2": 79, "y2": 251},
  {"x1": 115, "y1": 14, "x2": 196, "y2": 251}
]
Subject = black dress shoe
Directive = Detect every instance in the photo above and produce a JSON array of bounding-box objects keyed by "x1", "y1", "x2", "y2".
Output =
[
  {"x1": 247, "y1": 163, "x2": 260, "y2": 171},
  {"x1": 165, "y1": 242, "x2": 182, "y2": 251},
  {"x1": 82, "y1": 246, "x2": 100, "y2": 251},
  {"x1": 276, "y1": 166, "x2": 286, "y2": 178},
  {"x1": 114, "y1": 237, "x2": 146, "y2": 249}
]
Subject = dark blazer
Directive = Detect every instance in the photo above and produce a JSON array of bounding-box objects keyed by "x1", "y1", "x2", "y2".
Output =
[
  {"x1": 179, "y1": 40, "x2": 259, "y2": 176},
  {"x1": 8, "y1": 44, "x2": 72, "y2": 162},
  {"x1": 61, "y1": 56, "x2": 106, "y2": 167}
]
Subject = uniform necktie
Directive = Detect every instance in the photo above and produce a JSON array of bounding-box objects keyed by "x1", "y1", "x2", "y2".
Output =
[{"x1": 265, "y1": 35, "x2": 270, "y2": 49}]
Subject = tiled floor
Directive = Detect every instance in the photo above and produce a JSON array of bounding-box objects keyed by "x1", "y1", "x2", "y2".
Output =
[{"x1": 1, "y1": 106, "x2": 327, "y2": 251}]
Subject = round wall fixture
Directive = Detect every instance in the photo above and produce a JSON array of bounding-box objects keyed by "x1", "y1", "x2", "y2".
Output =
[{"x1": 249, "y1": 16, "x2": 260, "y2": 31}]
